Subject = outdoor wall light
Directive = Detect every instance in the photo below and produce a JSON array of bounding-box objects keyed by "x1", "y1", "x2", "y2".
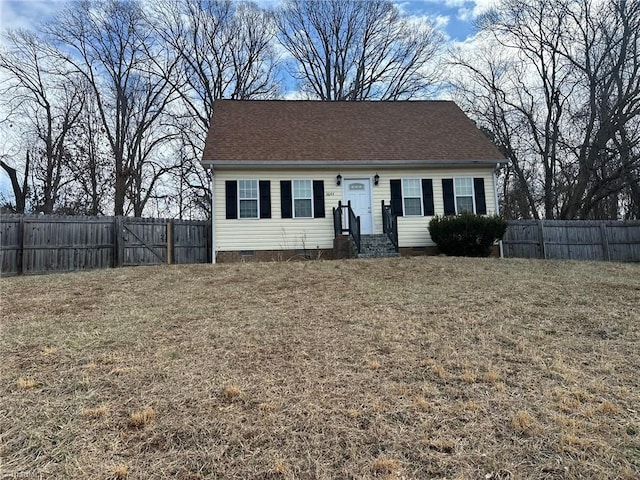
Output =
[
  {"x1": 374, "y1": 173, "x2": 380, "y2": 186},
  {"x1": 336, "y1": 174, "x2": 342, "y2": 186}
]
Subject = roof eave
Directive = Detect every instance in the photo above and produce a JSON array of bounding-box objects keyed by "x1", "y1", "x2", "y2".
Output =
[{"x1": 201, "y1": 159, "x2": 505, "y2": 169}]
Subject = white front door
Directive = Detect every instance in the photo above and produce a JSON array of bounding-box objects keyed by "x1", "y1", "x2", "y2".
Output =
[{"x1": 343, "y1": 178, "x2": 373, "y2": 234}]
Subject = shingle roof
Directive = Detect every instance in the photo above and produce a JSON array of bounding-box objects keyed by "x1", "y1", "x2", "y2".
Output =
[{"x1": 202, "y1": 100, "x2": 505, "y2": 165}]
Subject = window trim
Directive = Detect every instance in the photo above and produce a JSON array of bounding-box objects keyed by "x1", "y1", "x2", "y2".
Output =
[
  {"x1": 401, "y1": 177, "x2": 423, "y2": 216},
  {"x1": 292, "y1": 179, "x2": 314, "y2": 219},
  {"x1": 237, "y1": 179, "x2": 259, "y2": 219},
  {"x1": 453, "y1": 176, "x2": 476, "y2": 214}
]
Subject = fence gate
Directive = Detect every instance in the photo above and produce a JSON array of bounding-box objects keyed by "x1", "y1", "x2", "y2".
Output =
[{"x1": 118, "y1": 217, "x2": 169, "y2": 266}]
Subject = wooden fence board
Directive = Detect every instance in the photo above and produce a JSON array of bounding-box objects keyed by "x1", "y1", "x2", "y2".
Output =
[
  {"x1": 173, "y1": 220, "x2": 209, "y2": 264},
  {"x1": 0, "y1": 214, "x2": 211, "y2": 276},
  {"x1": 503, "y1": 220, "x2": 640, "y2": 262},
  {"x1": 0, "y1": 217, "x2": 21, "y2": 275}
]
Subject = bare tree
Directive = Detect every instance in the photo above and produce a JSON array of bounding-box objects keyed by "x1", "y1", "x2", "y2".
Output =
[
  {"x1": 451, "y1": 44, "x2": 542, "y2": 219},
  {"x1": 558, "y1": 0, "x2": 640, "y2": 219},
  {"x1": 452, "y1": 0, "x2": 640, "y2": 219},
  {"x1": 64, "y1": 85, "x2": 112, "y2": 215},
  {"x1": 0, "y1": 152, "x2": 29, "y2": 214},
  {"x1": 152, "y1": 0, "x2": 280, "y2": 218},
  {"x1": 276, "y1": 0, "x2": 444, "y2": 101},
  {"x1": 46, "y1": 0, "x2": 180, "y2": 217},
  {"x1": 0, "y1": 29, "x2": 84, "y2": 214}
]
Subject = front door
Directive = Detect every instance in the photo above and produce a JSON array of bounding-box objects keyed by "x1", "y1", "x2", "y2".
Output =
[{"x1": 344, "y1": 178, "x2": 373, "y2": 234}]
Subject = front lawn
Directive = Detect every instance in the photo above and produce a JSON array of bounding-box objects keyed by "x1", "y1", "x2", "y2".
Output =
[{"x1": 1, "y1": 257, "x2": 639, "y2": 479}]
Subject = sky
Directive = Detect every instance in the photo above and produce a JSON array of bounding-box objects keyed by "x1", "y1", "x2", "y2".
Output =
[{"x1": 0, "y1": 0, "x2": 494, "y2": 42}]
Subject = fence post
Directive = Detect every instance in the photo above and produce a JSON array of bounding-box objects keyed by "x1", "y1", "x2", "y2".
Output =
[
  {"x1": 600, "y1": 223, "x2": 610, "y2": 261},
  {"x1": 19, "y1": 215, "x2": 25, "y2": 275},
  {"x1": 206, "y1": 220, "x2": 212, "y2": 263},
  {"x1": 114, "y1": 216, "x2": 124, "y2": 267},
  {"x1": 537, "y1": 220, "x2": 546, "y2": 259},
  {"x1": 166, "y1": 220, "x2": 173, "y2": 265}
]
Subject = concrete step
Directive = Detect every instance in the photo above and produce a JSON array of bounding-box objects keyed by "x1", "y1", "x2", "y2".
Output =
[
  {"x1": 357, "y1": 234, "x2": 399, "y2": 259},
  {"x1": 357, "y1": 252, "x2": 400, "y2": 259}
]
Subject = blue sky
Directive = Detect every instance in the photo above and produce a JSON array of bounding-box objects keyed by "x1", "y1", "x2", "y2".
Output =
[
  {"x1": 398, "y1": 0, "x2": 492, "y2": 40},
  {"x1": 0, "y1": 0, "x2": 492, "y2": 41}
]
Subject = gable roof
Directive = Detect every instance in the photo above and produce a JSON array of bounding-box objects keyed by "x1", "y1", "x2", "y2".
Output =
[{"x1": 202, "y1": 100, "x2": 505, "y2": 167}]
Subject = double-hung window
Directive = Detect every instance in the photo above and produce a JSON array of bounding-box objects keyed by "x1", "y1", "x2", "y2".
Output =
[
  {"x1": 293, "y1": 179, "x2": 313, "y2": 218},
  {"x1": 442, "y1": 177, "x2": 486, "y2": 215},
  {"x1": 390, "y1": 178, "x2": 434, "y2": 216},
  {"x1": 402, "y1": 178, "x2": 422, "y2": 216},
  {"x1": 238, "y1": 179, "x2": 258, "y2": 219},
  {"x1": 454, "y1": 177, "x2": 474, "y2": 213}
]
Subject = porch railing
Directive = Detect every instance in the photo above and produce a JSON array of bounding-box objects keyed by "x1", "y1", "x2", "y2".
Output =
[
  {"x1": 332, "y1": 201, "x2": 361, "y2": 253},
  {"x1": 381, "y1": 200, "x2": 399, "y2": 252}
]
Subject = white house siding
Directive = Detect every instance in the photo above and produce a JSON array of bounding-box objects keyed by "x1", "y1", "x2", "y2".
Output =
[
  {"x1": 214, "y1": 169, "x2": 336, "y2": 252},
  {"x1": 381, "y1": 167, "x2": 498, "y2": 247},
  {"x1": 214, "y1": 166, "x2": 497, "y2": 251}
]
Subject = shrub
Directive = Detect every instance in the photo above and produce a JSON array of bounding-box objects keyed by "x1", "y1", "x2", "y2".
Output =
[{"x1": 428, "y1": 213, "x2": 507, "y2": 257}]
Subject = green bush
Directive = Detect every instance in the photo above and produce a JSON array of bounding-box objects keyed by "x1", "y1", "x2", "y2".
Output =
[{"x1": 428, "y1": 213, "x2": 507, "y2": 257}]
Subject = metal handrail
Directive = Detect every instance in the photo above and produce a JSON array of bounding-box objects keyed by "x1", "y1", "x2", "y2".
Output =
[
  {"x1": 381, "y1": 200, "x2": 399, "y2": 252},
  {"x1": 332, "y1": 201, "x2": 361, "y2": 253},
  {"x1": 332, "y1": 204, "x2": 343, "y2": 237},
  {"x1": 347, "y1": 202, "x2": 361, "y2": 253}
]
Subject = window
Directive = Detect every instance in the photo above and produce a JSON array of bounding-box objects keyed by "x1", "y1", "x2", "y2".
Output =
[
  {"x1": 226, "y1": 180, "x2": 271, "y2": 219},
  {"x1": 402, "y1": 178, "x2": 422, "y2": 216},
  {"x1": 390, "y1": 179, "x2": 433, "y2": 216},
  {"x1": 293, "y1": 179, "x2": 313, "y2": 218},
  {"x1": 442, "y1": 177, "x2": 486, "y2": 215},
  {"x1": 238, "y1": 179, "x2": 258, "y2": 219},
  {"x1": 280, "y1": 180, "x2": 324, "y2": 219},
  {"x1": 454, "y1": 177, "x2": 474, "y2": 213}
]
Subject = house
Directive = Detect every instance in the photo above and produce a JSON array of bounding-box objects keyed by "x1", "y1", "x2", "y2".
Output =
[{"x1": 201, "y1": 100, "x2": 505, "y2": 262}]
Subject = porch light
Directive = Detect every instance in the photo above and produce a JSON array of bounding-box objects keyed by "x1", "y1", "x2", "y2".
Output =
[
  {"x1": 336, "y1": 174, "x2": 342, "y2": 186},
  {"x1": 374, "y1": 173, "x2": 380, "y2": 186}
]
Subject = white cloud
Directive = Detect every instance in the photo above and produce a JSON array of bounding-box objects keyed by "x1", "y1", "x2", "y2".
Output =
[
  {"x1": 0, "y1": 0, "x2": 63, "y2": 31},
  {"x1": 433, "y1": 14, "x2": 450, "y2": 29},
  {"x1": 470, "y1": 0, "x2": 497, "y2": 17},
  {"x1": 444, "y1": 0, "x2": 468, "y2": 7},
  {"x1": 251, "y1": 0, "x2": 282, "y2": 10},
  {"x1": 412, "y1": 0, "x2": 466, "y2": 7},
  {"x1": 393, "y1": 2, "x2": 410, "y2": 15},
  {"x1": 454, "y1": 0, "x2": 497, "y2": 23}
]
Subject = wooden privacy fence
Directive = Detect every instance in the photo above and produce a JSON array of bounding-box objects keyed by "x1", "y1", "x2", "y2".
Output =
[
  {"x1": 0, "y1": 214, "x2": 211, "y2": 276},
  {"x1": 503, "y1": 220, "x2": 640, "y2": 262}
]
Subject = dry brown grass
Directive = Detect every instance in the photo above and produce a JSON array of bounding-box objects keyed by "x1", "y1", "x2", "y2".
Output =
[
  {"x1": 1, "y1": 256, "x2": 639, "y2": 478},
  {"x1": 129, "y1": 407, "x2": 156, "y2": 428},
  {"x1": 371, "y1": 456, "x2": 400, "y2": 474},
  {"x1": 223, "y1": 385, "x2": 243, "y2": 400},
  {"x1": 16, "y1": 377, "x2": 37, "y2": 389},
  {"x1": 511, "y1": 410, "x2": 543, "y2": 436},
  {"x1": 109, "y1": 464, "x2": 129, "y2": 479},
  {"x1": 82, "y1": 405, "x2": 109, "y2": 419}
]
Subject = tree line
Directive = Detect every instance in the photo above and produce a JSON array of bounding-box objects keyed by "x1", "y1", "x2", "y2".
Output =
[{"x1": 0, "y1": 0, "x2": 638, "y2": 220}]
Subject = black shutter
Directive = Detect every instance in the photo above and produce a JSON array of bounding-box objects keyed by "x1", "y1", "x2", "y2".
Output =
[
  {"x1": 280, "y1": 180, "x2": 292, "y2": 219},
  {"x1": 442, "y1": 179, "x2": 455, "y2": 215},
  {"x1": 225, "y1": 180, "x2": 237, "y2": 219},
  {"x1": 259, "y1": 180, "x2": 271, "y2": 219},
  {"x1": 421, "y1": 179, "x2": 434, "y2": 216},
  {"x1": 313, "y1": 180, "x2": 325, "y2": 218},
  {"x1": 474, "y1": 178, "x2": 487, "y2": 214},
  {"x1": 390, "y1": 179, "x2": 403, "y2": 216}
]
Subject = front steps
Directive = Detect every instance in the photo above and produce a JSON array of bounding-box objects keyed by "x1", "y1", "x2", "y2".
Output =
[{"x1": 357, "y1": 234, "x2": 400, "y2": 259}]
